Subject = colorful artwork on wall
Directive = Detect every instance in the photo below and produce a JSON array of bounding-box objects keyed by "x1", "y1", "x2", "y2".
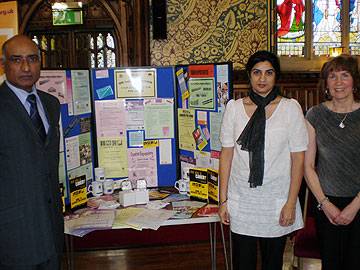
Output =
[{"x1": 150, "y1": 0, "x2": 269, "y2": 70}]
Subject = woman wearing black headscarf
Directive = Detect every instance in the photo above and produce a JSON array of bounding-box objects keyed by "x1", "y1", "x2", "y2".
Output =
[{"x1": 218, "y1": 51, "x2": 308, "y2": 270}]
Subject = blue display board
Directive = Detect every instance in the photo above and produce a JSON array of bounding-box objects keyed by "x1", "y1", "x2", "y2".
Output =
[
  {"x1": 174, "y1": 63, "x2": 233, "y2": 178},
  {"x1": 90, "y1": 67, "x2": 178, "y2": 187},
  {"x1": 37, "y1": 69, "x2": 95, "y2": 206}
]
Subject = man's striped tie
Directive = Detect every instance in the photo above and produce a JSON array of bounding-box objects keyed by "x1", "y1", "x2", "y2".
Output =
[{"x1": 27, "y1": 94, "x2": 46, "y2": 142}]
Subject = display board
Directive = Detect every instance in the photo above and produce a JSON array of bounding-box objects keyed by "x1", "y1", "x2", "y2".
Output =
[
  {"x1": 90, "y1": 67, "x2": 177, "y2": 187},
  {"x1": 174, "y1": 63, "x2": 233, "y2": 180},
  {"x1": 37, "y1": 69, "x2": 95, "y2": 206}
]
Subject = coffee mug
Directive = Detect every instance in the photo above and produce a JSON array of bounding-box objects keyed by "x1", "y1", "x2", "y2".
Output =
[
  {"x1": 174, "y1": 179, "x2": 190, "y2": 195},
  {"x1": 88, "y1": 180, "x2": 103, "y2": 197},
  {"x1": 94, "y1": 167, "x2": 106, "y2": 182},
  {"x1": 103, "y1": 179, "x2": 114, "y2": 195}
]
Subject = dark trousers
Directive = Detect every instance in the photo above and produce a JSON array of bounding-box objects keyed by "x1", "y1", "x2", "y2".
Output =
[
  {"x1": 231, "y1": 232, "x2": 287, "y2": 270},
  {"x1": 0, "y1": 254, "x2": 61, "y2": 270},
  {"x1": 315, "y1": 196, "x2": 360, "y2": 270}
]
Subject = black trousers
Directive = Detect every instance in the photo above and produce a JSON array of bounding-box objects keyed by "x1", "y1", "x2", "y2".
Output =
[
  {"x1": 231, "y1": 232, "x2": 287, "y2": 270},
  {"x1": 0, "y1": 254, "x2": 61, "y2": 270},
  {"x1": 315, "y1": 195, "x2": 360, "y2": 270}
]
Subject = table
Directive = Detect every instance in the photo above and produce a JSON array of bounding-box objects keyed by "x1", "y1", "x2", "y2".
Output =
[{"x1": 64, "y1": 215, "x2": 229, "y2": 270}]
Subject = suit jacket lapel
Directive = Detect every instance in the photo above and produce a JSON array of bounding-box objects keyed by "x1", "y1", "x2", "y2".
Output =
[
  {"x1": 0, "y1": 84, "x2": 45, "y2": 144},
  {"x1": 1, "y1": 83, "x2": 50, "y2": 146}
]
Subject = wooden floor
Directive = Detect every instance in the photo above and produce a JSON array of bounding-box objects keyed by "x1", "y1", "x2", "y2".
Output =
[
  {"x1": 62, "y1": 239, "x2": 321, "y2": 270},
  {"x1": 63, "y1": 241, "x2": 228, "y2": 270}
]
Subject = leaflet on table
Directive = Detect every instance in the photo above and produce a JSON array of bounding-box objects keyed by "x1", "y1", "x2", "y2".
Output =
[
  {"x1": 65, "y1": 209, "x2": 116, "y2": 236},
  {"x1": 146, "y1": 200, "x2": 169, "y2": 209},
  {"x1": 171, "y1": 200, "x2": 207, "y2": 219},
  {"x1": 162, "y1": 193, "x2": 189, "y2": 203},
  {"x1": 144, "y1": 98, "x2": 174, "y2": 139},
  {"x1": 87, "y1": 196, "x2": 120, "y2": 210},
  {"x1": 113, "y1": 208, "x2": 144, "y2": 230},
  {"x1": 125, "y1": 208, "x2": 175, "y2": 230},
  {"x1": 71, "y1": 70, "x2": 91, "y2": 115},
  {"x1": 95, "y1": 100, "x2": 126, "y2": 137},
  {"x1": 127, "y1": 148, "x2": 158, "y2": 187},
  {"x1": 196, "y1": 204, "x2": 219, "y2": 217},
  {"x1": 148, "y1": 190, "x2": 171, "y2": 200},
  {"x1": 178, "y1": 109, "x2": 196, "y2": 151},
  {"x1": 98, "y1": 137, "x2": 128, "y2": 178}
]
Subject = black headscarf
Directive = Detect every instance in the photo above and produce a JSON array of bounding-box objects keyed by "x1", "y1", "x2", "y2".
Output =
[{"x1": 236, "y1": 87, "x2": 280, "y2": 188}]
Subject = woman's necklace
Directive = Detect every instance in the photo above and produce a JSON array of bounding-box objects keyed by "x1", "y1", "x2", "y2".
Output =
[
  {"x1": 338, "y1": 113, "x2": 348, "y2": 129},
  {"x1": 331, "y1": 101, "x2": 353, "y2": 129}
]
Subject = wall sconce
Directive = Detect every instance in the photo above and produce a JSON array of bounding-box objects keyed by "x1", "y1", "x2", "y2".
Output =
[{"x1": 329, "y1": 47, "x2": 344, "y2": 57}]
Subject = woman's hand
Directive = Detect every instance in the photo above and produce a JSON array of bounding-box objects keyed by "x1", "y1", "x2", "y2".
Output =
[
  {"x1": 334, "y1": 200, "x2": 360, "y2": 226},
  {"x1": 279, "y1": 202, "x2": 296, "y2": 226},
  {"x1": 218, "y1": 202, "x2": 230, "y2": 225},
  {"x1": 321, "y1": 200, "x2": 341, "y2": 225}
]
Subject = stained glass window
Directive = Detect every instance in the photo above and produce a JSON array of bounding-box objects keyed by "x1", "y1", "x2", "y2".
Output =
[
  {"x1": 91, "y1": 53, "x2": 95, "y2": 68},
  {"x1": 97, "y1": 33, "x2": 104, "y2": 49},
  {"x1": 350, "y1": 0, "x2": 360, "y2": 55},
  {"x1": 106, "y1": 33, "x2": 115, "y2": 49},
  {"x1": 88, "y1": 33, "x2": 116, "y2": 68},
  {"x1": 276, "y1": 0, "x2": 306, "y2": 56},
  {"x1": 97, "y1": 51, "x2": 104, "y2": 68},
  {"x1": 313, "y1": 0, "x2": 342, "y2": 55}
]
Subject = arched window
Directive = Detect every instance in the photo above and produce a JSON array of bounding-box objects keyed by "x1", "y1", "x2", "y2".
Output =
[{"x1": 24, "y1": 1, "x2": 121, "y2": 69}]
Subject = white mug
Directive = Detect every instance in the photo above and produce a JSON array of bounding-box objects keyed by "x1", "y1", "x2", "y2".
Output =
[
  {"x1": 174, "y1": 179, "x2": 190, "y2": 195},
  {"x1": 88, "y1": 180, "x2": 103, "y2": 197},
  {"x1": 103, "y1": 179, "x2": 114, "y2": 195},
  {"x1": 94, "y1": 167, "x2": 106, "y2": 182}
]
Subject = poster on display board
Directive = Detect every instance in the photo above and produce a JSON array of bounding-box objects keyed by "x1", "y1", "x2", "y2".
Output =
[
  {"x1": 38, "y1": 69, "x2": 95, "y2": 206},
  {"x1": 91, "y1": 66, "x2": 178, "y2": 188},
  {"x1": 175, "y1": 63, "x2": 233, "y2": 187}
]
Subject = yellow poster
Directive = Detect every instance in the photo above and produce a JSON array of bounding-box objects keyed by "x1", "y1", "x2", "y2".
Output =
[
  {"x1": 0, "y1": 1, "x2": 18, "y2": 76},
  {"x1": 178, "y1": 109, "x2": 196, "y2": 151},
  {"x1": 98, "y1": 137, "x2": 128, "y2": 178},
  {"x1": 69, "y1": 175, "x2": 87, "y2": 209}
]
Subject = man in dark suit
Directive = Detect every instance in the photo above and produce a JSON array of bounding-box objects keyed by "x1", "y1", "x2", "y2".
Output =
[{"x1": 0, "y1": 35, "x2": 63, "y2": 269}]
